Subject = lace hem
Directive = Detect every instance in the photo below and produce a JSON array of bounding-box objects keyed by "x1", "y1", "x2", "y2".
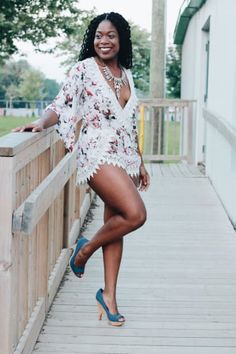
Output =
[{"x1": 76, "y1": 155, "x2": 141, "y2": 185}]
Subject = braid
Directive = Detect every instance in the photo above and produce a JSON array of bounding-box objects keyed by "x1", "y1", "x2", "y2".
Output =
[{"x1": 79, "y1": 12, "x2": 133, "y2": 69}]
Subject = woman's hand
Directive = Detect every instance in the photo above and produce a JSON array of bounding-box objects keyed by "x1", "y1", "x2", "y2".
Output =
[
  {"x1": 12, "y1": 111, "x2": 59, "y2": 133},
  {"x1": 12, "y1": 122, "x2": 43, "y2": 133},
  {"x1": 139, "y1": 163, "x2": 150, "y2": 191}
]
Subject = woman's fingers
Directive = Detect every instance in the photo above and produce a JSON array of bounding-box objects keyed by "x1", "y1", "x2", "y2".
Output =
[
  {"x1": 139, "y1": 165, "x2": 150, "y2": 191},
  {"x1": 12, "y1": 124, "x2": 42, "y2": 133},
  {"x1": 11, "y1": 126, "x2": 23, "y2": 132},
  {"x1": 32, "y1": 125, "x2": 43, "y2": 132}
]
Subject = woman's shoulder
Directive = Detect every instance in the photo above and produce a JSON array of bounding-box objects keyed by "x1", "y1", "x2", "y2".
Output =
[
  {"x1": 123, "y1": 67, "x2": 135, "y2": 87},
  {"x1": 72, "y1": 57, "x2": 94, "y2": 70},
  {"x1": 68, "y1": 57, "x2": 95, "y2": 77}
]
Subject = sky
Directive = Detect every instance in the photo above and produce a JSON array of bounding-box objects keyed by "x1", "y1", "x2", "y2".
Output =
[{"x1": 14, "y1": 0, "x2": 183, "y2": 82}]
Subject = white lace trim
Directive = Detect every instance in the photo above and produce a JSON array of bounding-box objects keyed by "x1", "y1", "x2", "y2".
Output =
[{"x1": 76, "y1": 156, "x2": 141, "y2": 185}]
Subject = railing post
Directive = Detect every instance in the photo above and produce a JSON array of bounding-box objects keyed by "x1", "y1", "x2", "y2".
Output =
[
  {"x1": 187, "y1": 102, "x2": 194, "y2": 164},
  {"x1": 0, "y1": 157, "x2": 15, "y2": 353},
  {"x1": 139, "y1": 105, "x2": 145, "y2": 154}
]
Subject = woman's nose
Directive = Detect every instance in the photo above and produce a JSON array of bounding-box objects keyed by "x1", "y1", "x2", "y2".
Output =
[{"x1": 100, "y1": 36, "x2": 109, "y2": 44}]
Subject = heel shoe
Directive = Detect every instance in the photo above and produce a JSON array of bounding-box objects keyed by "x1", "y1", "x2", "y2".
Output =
[
  {"x1": 69, "y1": 236, "x2": 89, "y2": 278},
  {"x1": 96, "y1": 288, "x2": 125, "y2": 326}
]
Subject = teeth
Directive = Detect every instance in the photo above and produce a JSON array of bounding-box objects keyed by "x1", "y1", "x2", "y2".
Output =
[{"x1": 100, "y1": 48, "x2": 111, "y2": 53}]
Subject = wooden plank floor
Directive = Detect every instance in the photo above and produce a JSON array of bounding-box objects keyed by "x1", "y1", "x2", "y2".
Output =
[{"x1": 33, "y1": 162, "x2": 236, "y2": 354}]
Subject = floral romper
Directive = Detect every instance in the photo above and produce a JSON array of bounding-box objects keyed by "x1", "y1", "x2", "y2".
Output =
[{"x1": 46, "y1": 57, "x2": 141, "y2": 185}]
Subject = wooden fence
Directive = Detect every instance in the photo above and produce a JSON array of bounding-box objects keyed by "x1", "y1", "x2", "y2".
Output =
[
  {"x1": 138, "y1": 99, "x2": 195, "y2": 163},
  {"x1": 0, "y1": 125, "x2": 94, "y2": 354}
]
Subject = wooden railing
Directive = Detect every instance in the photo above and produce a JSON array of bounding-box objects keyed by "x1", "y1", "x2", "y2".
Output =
[
  {"x1": 0, "y1": 126, "x2": 94, "y2": 354},
  {"x1": 0, "y1": 99, "x2": 195, "y2": 353},
  {"x1": 138, "y1": 99, "x2": 195, "y2": 163}
]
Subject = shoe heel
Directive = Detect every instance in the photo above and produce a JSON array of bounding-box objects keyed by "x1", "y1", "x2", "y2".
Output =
[{"x1": 97, "y1": 301, "x2": 104, "y2": 320}]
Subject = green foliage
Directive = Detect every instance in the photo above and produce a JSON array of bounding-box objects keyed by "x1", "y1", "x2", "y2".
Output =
[
  {"x1": 131, "y1": 24, "x2": 151, "y2": 95},
  {"x1": 43, "y1": 79, "x2": 60, "y2": 100},
  {"x1": 166, "y1": 45, "x2": 182, "y2": 98},
  {"x1": 0, "y1": 59, "x2": 59, "y2": 102},
  {"x1": 0, "y1": 0, "x2": 85, "y2": 62},
  {"x1": 56, "y1": 11, "x2": 96, "y2": 68},
  {"x1": 5, "y1": 84, "x2": 20, "y2": 101},
  {"x1": 18, "y1": 69, "x2": 45, "y2": 102},
  {"x1": 0, "y1": 60, "x2": 30, "y2": 99}
]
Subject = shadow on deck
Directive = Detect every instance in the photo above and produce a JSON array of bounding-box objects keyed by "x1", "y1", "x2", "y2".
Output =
[{"x1": 33, "y1": 162, "x2": 236, "y2": 354}]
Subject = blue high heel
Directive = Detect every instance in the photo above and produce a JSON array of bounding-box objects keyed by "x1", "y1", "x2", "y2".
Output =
[
  {"x1": 96, "y1": 288, "x2": 125, "y2": 326},
  {"x1": 69, "y1": 236, "x2": 89, "y2": 278}
]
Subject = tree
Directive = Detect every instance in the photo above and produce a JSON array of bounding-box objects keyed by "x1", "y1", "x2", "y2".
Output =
[
  {"x1": 0, "y1": 59, "x2": 60, "y2": 105},
  {"x1": 166, "y1": 45, "x2": 181, "y2": 98},
  {"x1": 131, "y1": 24, "x2": 151, "y2": 95},
  {"x1": 56, "y1": 11, "x2": 96, "y2": 68},
  {"x1": 18, "y1": 69, "x2": 45, "y2": 103},
  {"x1": 0, "y1": 60, "x2": 30, "y2": 100},
  {"x1": 43, "y1": 79, "x2": 60, "y2": 101},
  {"x1": 5, "y1": 84, "x2": 20, "y2": 108},
  {"x1": 0, "y1": 0, "x2": 86, "y2": 62}
]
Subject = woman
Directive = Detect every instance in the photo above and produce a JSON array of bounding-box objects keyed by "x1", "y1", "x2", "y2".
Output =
[{"x1": 13, "y1": 12, "x2": 150, "y2": 326}]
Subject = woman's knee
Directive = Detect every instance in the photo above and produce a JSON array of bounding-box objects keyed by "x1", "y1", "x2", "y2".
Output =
[{"x1": 126, "y1": 204, "x2": 147, "y2": 230}]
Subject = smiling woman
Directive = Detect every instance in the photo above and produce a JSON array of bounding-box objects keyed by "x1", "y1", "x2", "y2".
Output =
[{"x1": 12, "y1": 12, "x2": 150, "y2": 327}]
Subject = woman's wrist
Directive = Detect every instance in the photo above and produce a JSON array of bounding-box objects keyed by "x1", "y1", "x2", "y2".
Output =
[
  {"x1": 139, "y1": 155, "x2": 144, "y2": 166},
  {"x1": 38, "y1": 119, "x2": 45, "y2": 129},
  {"x1": 40, "y1": 110, "x2": 59, "y2": 129}
]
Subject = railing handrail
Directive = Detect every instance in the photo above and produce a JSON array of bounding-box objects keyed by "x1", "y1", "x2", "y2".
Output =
[
  {"x1": 12, "y1": 147, "x2": 77, "y2": 235},
  {"x1": 203, "y1": 108, "x2": 236, "y2": 146},
  {"x1": 0, "y1": 123, "x2": 54, "y2": 157},
  {"x1": 138, "y1": 98, "x2": 196, "y2": 107}
]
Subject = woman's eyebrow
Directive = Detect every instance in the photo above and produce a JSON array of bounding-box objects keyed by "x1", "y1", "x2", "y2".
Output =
[{"x1": 95, "y1": 30, "x2": 117, "y2": 34}]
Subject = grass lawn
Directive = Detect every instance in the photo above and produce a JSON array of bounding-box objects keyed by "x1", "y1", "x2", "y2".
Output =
[
  {"x1": 0, "y1": 116, "x2": 36, "y2": 137},
  {"x1": 138, "y1": 120, "x2": 180, "y2": 156}
]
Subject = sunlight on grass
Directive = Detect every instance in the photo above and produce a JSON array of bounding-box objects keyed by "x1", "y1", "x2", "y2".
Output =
[
  {"x1": 0, "y1": 116, "x2": 36, "y2": 137},
  {"x1": 138, "y1": 120, "x2": 180, "y2": 156}
]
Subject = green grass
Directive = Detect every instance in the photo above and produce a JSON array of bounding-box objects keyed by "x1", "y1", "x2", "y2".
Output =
[
  {"x1": 0, "y1": 116, "x2": 36, "y2": 137},
  {"x1": 138, "y1": 120, "x2": 180, "y2": 156}
]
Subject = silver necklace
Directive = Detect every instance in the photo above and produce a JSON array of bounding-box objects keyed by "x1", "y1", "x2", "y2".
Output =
[{"x1": 102, "y1": 65, "x2": 128, "y2": 99}]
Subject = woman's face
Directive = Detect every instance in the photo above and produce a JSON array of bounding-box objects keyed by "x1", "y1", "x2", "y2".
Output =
[{"x1": 94, "y1": 20, "x2": 120, "y2": 62}]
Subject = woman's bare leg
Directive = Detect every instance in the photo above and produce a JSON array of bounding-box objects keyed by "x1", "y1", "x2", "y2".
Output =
[
  {"x1": 75, "y1": 164, "x2": 146, "y2": 275},
  {"x1": 102, "y1": 205, "x2": 123, "y2": 315}
]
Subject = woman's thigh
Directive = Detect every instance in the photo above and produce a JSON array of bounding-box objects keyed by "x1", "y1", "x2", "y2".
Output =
[{"x1": 88, "y1": 164, "x2": 146, "y2": 218}]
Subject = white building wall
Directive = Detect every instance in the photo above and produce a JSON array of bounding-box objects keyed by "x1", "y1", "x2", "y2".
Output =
[{"x1": 180, "y1": 0, "x2": 236, "y2": 226}]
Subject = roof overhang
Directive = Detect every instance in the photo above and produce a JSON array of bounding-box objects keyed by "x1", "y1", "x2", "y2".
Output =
[{"x1": 174, "y1": 0, "x2": 207, "y2": 45}]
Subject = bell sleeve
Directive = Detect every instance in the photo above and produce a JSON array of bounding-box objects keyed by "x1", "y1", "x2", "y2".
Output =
[{"x1": 45, "y1": 62, "x2": 84, "y2": 152}]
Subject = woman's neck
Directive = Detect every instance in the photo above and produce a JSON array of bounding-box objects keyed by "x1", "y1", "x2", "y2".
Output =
[{"x1": 95, "y1": 56, "x2": 119, "y2": 70}]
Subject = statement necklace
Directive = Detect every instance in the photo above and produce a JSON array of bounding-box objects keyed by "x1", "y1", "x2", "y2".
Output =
[{"x1": 102, "y1": 65, "x2": 128, "y2": 99}]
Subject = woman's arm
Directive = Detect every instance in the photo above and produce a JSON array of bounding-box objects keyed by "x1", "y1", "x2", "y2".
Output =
[
  {"x1": 136, "y1": 134, "x2": 150, "y2": 191},
  {"x1": 12, "y1": 109, "x2": 59, "y2": 132}
]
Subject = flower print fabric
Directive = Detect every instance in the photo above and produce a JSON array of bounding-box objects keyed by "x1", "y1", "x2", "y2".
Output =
[{"x1": 45, "y1": 57, "x2": 141, "y2": 185}]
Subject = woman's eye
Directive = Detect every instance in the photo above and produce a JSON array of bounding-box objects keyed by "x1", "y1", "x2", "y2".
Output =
[{"x1": 95, "y1": 34, "x2": 101, "y2": 39}]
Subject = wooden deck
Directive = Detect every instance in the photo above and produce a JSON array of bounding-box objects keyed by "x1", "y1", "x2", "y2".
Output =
[{"x1": 33, "y1": 163, "x2": 236, "y2": 354}]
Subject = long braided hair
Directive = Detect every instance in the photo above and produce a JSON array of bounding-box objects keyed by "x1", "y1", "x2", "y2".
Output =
[{"x1": 79, "y1": 12, "x2": 133, "y2": 69}]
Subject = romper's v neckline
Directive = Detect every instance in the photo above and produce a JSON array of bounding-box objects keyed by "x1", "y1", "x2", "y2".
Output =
[{"x1": 92, "y1": 57, "x2": 133, "y2": 112}]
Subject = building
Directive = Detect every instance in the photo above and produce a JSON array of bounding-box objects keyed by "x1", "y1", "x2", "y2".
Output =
[{"x1": 174, "y1": 0, "x2": 236, "y2": 226}]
